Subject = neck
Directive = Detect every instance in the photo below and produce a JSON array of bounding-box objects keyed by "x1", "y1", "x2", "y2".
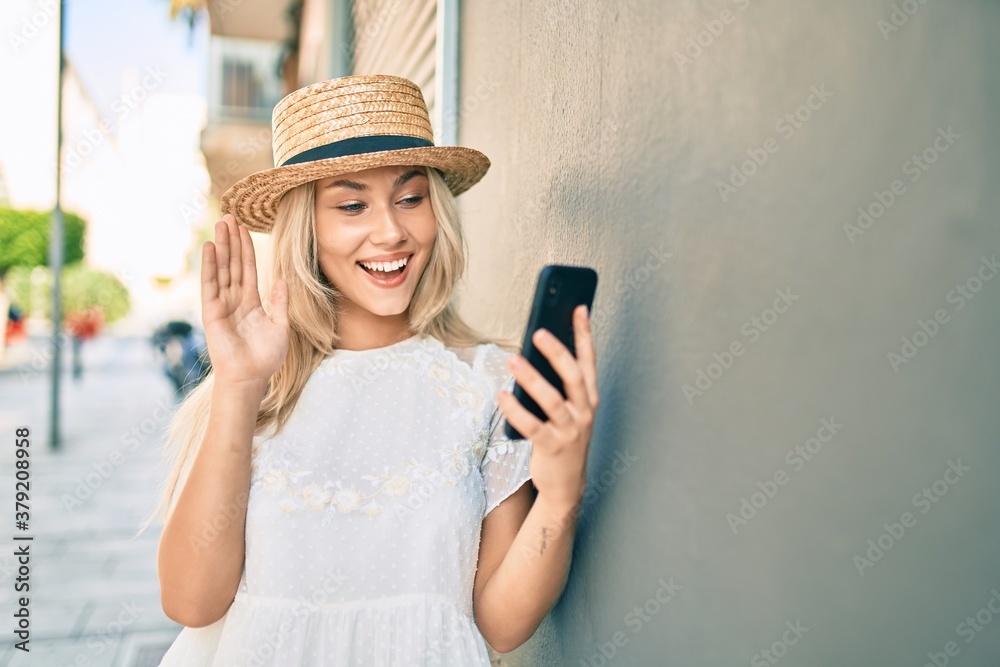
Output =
[{"x1": 335, "y1": 304, "x2": 414, "y2": 351}]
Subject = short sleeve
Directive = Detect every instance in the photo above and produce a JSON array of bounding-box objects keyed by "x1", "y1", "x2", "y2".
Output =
[{"x1": 477, "y1": 344, "x2": 534, "y2": 517}]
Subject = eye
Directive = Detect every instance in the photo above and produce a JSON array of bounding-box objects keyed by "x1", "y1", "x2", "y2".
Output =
[
  {"x1": 398, "y1": 195, "x2": 425, "y2": 207},
  {"x1": 336, "y1": 202, "x2": 366, "y2": 213}
]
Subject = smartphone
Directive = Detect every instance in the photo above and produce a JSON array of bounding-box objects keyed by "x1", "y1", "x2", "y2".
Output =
[{"x1": 503, "y1": 264, "x2": 599, "y2": 441}]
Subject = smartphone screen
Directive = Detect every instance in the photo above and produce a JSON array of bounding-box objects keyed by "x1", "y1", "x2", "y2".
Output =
[{"x1": 503, "y1": 264, "x2": 598, "y2": 441}]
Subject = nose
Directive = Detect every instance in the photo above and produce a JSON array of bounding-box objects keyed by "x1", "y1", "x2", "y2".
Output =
[{"x1": 369, "y1": 203, "x2": 407, "y2": 245}]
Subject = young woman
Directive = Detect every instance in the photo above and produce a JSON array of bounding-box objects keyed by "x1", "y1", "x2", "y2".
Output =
[{"x1": 146, "y1": 74, "x2": 599, "y2": 666}]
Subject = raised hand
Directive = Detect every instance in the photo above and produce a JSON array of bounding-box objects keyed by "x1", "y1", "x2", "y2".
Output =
[{"x1": 201, "y1": 214, "x2": 290, "y2": 388}]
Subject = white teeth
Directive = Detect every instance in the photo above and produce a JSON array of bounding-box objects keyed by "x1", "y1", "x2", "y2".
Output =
[{"x1": 360, "y1": 255, "x2": 409, "y2": 272}]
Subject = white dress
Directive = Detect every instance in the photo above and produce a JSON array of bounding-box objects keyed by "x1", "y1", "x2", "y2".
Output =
[{"x1": 157, "y1": 333, "x2": 533, "y2": 666}]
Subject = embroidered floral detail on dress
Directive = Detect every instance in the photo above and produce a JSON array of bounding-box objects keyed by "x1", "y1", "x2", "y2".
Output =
[
  {"x1": 332, "y1": 486, "x2": 363, "y2": 512},
  {"x1": 483, "y1": 440, "x2": 516, "y2": 463},
  {"x1": 250, "y1": 425, "x2": 494, "y2": 523},
  {"x1": 246, "y1": 338, "x2": 521, "y2": 521},
  {"x1": 258, "y1": 467, "x2": 313, "y2": 494},
  {"x1": 301, "y1": 485, "x2": 333, "y2": 510}
]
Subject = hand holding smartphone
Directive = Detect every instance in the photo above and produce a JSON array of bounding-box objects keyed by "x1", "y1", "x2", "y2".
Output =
[{"x1": 503, "y1": 264, "x2": 599, "y2": 441}]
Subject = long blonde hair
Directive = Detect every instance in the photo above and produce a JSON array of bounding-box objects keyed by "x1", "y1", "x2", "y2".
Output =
[{"x1": 137, "y1": 167, "x2": 518, "y2": 535}]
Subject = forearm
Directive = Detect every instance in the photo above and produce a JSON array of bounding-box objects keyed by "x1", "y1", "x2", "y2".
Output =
[
  {"x1": 157, "y1": 378, "x2": 264, "y2": 626},
  {"x1": 476, "y1": 491, "x2": 583, "y2": 652}
]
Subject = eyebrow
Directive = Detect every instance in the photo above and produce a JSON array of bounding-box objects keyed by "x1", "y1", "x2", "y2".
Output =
[{"x1": 324, "y1": 169, "x2": 427, "y2": 192}]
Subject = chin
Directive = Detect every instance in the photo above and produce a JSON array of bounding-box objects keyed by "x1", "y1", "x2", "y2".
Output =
[
  {"x1": 348, "y1": 290, "x2": 413, "y2": 317},
  {"x1": 366, "y1": 301, "x2": 411, "y2": 317}
]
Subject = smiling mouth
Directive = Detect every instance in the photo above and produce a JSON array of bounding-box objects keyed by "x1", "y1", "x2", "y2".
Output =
[{"x1": 356, "y1": 254, "x2": 413, "y2": 283}]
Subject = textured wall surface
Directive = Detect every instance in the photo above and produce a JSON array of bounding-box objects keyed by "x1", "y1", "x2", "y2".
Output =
[{"x1": 455, "y1": 1, "x2": 1000, "y2": 665}]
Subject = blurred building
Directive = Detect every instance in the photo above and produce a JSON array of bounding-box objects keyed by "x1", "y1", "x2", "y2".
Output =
[
  {"x1": 0, "y1": 0, "x2": 210, "y2": 336},
  {"x1": 199, "y1": 0, "x2": 287, "y2": 205},
  {"x1": 199, "y1": 0, "x2": 457, "y2": 205},
  {"x1": 295, "y1": 0, "x2": 454, "y2": 144},
  {"x1": 0, "y1": 52, "x2": 109, "y2": 216},
  {"x1": 100, "y1": 84, "x2": 209, "y2": 333},
  {"x1": 196, "y1": 0, "x2": 296, "y2": 293}
]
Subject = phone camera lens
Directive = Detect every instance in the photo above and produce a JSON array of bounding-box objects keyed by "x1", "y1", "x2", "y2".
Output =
[{"x1": 546, "y1": 281, "x2": 559, "y2": 306}]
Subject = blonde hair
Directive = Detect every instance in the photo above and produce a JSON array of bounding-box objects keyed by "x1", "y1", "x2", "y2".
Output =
[{"x1": 137, "y1": 167, "x2": 518, "y2": 535}]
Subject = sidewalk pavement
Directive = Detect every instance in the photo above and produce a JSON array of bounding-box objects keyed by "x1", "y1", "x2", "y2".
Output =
[{"x1": 0, "y1": 334, "x2": 186, "y2": 666}]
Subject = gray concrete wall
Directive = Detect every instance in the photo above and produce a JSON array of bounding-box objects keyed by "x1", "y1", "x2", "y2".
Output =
[{"x1": 455, "y1": 1, "x2": 1000, "y2": 665}]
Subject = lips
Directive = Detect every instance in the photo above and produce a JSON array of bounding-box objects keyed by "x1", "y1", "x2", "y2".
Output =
[{"x1": 356, "y1": 253, "x2": 413, "y2": 288}]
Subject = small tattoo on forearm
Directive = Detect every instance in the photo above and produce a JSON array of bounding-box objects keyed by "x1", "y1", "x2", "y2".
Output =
[{"x1": 536, "y1": 526, "x2": 554, "y2": 555}]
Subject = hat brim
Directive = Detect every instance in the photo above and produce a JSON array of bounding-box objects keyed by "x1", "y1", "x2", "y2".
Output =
[{"x1": 220, "y1": 146, "x2": 490, "y2": 234}]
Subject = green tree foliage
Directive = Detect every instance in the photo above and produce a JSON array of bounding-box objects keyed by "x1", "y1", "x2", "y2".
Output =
[
  {"x1": 5, "y1": 263, "x2": 130, "y2": 324},
  {"x1": 0, "y1": 207, "x2": 86, "y2": 272}
]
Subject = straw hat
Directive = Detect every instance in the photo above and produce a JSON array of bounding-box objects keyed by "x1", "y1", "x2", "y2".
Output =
[{"x1": 220, "y1": 74, "x2": 491, "y2": 234}]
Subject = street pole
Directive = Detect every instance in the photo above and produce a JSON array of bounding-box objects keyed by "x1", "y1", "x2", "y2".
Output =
[{"x1": 49, "y1": 0, "x2": 66, "y2": 452}]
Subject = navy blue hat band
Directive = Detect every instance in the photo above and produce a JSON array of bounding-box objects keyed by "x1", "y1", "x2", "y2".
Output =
[{"x1": 279, "y1": 135, "x2": 435, "y2": 167}]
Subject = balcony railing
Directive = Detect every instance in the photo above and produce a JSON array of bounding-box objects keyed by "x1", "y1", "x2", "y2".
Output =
[{"x1": 207, "y1": 37, "x2": 283, "y2": 125}]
